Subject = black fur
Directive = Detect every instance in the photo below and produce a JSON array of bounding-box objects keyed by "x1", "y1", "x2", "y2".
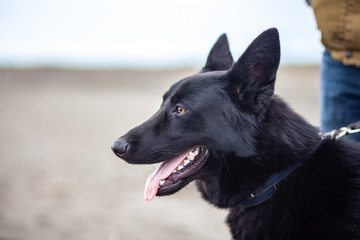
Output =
[{"x1": 112, "y1": 28, "x2": 360, "y2": 240}]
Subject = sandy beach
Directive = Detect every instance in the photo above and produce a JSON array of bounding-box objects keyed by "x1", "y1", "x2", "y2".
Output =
[{"x1": 0, "y1": 66, "x2": 319, "y2": 240}]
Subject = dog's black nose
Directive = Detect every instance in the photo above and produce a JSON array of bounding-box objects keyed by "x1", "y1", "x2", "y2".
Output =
[{"x1": 111, "y1": 138, "x2": 129, "y2": 157}]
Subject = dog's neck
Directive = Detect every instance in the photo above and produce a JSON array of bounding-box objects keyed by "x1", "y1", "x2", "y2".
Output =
[
  {"x1": 197, "y1": 96, "x2": 322, "y2": 208},
  {"x1": 255, "y1": 95, "x2": 322, "y2": 166}
]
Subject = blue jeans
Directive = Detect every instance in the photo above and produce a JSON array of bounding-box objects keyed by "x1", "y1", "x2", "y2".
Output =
[{"x1": 320, "y1": 51, "x2": 360, "y2": 142}]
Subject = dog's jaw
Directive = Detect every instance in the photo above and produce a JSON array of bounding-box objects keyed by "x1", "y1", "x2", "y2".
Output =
[{"x1": 144, "y1": 146, "x2": 209, "y2": 201}]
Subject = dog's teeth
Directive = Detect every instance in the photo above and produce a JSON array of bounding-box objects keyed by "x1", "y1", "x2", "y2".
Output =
[
  {"x1": 159, "y1": 180, "x2": 165, "y2": 186},
  {"x1": 188, "y1": 152, "x2": 196, "y2": 160},
  {"x1": 194, "y1": 148, "x2": 200, "y2": 155},
  {"x1": 171, "y1": 148, "x2": 204, "y2": 175}
]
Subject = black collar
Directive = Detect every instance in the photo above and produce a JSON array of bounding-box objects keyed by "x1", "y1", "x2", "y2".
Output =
[{"x1": 239, "y1": 161, "x2": 301, "y2": 208}]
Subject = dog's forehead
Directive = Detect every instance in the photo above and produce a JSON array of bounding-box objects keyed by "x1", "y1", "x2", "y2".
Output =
[
  {"x1": 170, "y1": 71, "x2": 226, "y2": 93},
  {"x1": 163, "y1": 70, "x2": 227, "y2": 103},
  {"x1": 159, "y1": 71, "x2": 226, "y2": 108}
]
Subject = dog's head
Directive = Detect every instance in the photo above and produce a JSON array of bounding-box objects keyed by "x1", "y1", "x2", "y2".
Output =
[{"x1": 112, "y1": 28, "x2": 280, "y2": 201}]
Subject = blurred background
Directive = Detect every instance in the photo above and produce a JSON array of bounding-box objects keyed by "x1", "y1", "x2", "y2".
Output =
[{"x1": 0, "y1": 0, "x2": 321, "y2": 239}]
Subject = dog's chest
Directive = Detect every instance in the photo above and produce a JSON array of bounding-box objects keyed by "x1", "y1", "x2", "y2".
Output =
[{"x1": 226, "y1": 207, "x2": 263, "y2": 240}]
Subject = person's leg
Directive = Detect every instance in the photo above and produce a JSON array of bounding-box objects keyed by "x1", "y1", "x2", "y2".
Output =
[{"x1": 320, "y1": 51, "x2": 360, "y2": 142}]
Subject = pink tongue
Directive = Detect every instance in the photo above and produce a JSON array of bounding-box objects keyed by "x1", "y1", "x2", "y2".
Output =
[{"x1": 144, "y1": 151, "x2": 189, "y2": 201}]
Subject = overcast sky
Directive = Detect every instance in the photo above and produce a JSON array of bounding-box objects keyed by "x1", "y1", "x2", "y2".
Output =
[{"x1": 0, "y1": 0, "x2": 322, "y2": 68}]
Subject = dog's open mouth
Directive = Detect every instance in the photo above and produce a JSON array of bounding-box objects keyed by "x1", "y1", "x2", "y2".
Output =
[{"x1": 144, "y1": 146, "x2": 209, "y2": 201}]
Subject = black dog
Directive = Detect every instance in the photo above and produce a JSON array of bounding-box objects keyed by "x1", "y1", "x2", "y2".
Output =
[{"x1": 112, "y1": 28, "x2": 360, "y2": 240}]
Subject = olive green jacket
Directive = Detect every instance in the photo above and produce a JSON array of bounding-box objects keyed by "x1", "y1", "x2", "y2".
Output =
[{"x1": 311, "y1": 0, "x2": 360, "y2": 66}]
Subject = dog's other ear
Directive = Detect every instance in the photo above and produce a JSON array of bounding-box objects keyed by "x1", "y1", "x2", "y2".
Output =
[
  {"x1": 202, "y1": 34, "x2": 233, "y2": 72},
  {"x1": 227, "y1": 28, "x2": 280, "y2": 109}
]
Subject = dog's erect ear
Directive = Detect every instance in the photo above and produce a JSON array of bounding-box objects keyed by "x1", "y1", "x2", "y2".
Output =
[
  {"x1": 202, "y1": 34, "x2": 234, "y2": 72},
  {"x1": 227, "y1": 28, "x2": 280, "y2": 109}
]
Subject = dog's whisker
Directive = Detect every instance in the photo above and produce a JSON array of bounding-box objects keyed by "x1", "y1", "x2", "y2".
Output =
[{"x1": 221, "y1": 152, "x2": 232, "y2": 178}]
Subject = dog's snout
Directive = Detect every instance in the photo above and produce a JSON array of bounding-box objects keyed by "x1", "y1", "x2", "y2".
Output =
[{"x1": 111, "y1": 138, "x2": 129, "y2": 157}]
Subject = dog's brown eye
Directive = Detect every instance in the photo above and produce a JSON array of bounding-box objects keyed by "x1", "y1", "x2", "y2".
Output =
[{"x1": 177, "y1": 106, "x2": 186, "y2": 114}]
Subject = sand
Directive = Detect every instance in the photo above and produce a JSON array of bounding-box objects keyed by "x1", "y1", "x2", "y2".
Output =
[{"x1": 0, "y1": 66, "x2": 319, "y2": 240}]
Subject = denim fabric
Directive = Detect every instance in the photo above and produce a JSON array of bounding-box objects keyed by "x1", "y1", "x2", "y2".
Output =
[{"x1": 320, "y1": 51, "x2": 360, "y2": 142}]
